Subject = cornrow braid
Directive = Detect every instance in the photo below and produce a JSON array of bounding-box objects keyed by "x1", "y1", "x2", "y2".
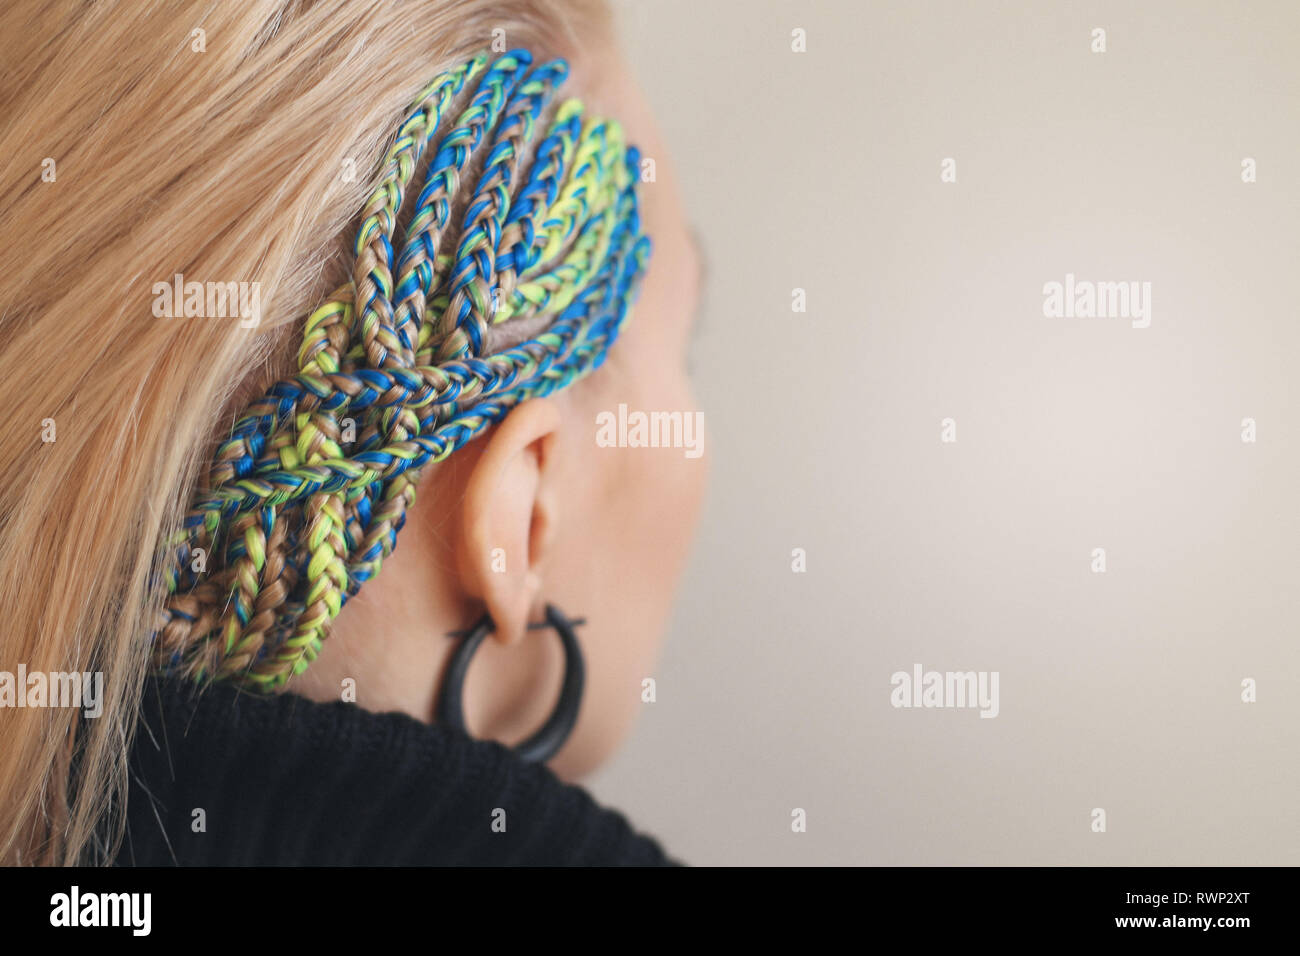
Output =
[{"x1": 152, "y1": 49, "x2": 651, "y2": 692}]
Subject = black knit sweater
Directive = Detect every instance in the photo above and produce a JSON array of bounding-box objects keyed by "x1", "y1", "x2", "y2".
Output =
[{"x1": 115, "y1": 675, "x2": 675, "y2": 866}]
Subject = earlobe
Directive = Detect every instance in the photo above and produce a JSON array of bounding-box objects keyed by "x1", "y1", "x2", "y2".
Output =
[{"x1": 456, "y1": 398, "x2": 562, "y2": 646}]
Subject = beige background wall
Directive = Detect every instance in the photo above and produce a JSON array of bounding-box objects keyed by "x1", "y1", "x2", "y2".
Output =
[{"x1": 588, "y1": 0, "x2": 1300, "y2": 864}]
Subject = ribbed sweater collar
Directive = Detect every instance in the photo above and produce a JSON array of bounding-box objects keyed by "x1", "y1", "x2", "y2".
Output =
[{"x1": 115, "y1": 675, "x2": 674, "y2": 866}]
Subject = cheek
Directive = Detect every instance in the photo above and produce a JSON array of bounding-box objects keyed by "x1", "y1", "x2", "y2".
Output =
[
  {"x1": 599, "y1": 329, "x2": 708, "y2": 557},
  {"x1": 570, "y1": 357, "x2": 707, "y2": 569},
  {"x1": 549, "y1": 391, "x2": 707, "y2": 776},
  {"x1": 545, "y1": 308, "x2": 707, "y2": 773}
]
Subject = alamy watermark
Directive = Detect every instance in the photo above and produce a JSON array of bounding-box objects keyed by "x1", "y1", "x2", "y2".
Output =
[
  {"x1": 1042, "y1": 273, "x2": 1151, "y2": 328},
  {"x1": 890, "y1": 663, "x2": 999, "y2": 718},
  {"x1": 152, "y1": 273, "x2": 261, "y2": 328},
  {"x1": 0, "y1": 666, "x2": 103, "y2": 718},
  {"x1": 595, "y1": 403, "x2": 704, "y2": 459},
  {"x1": 50, "y1": 886, "x2": 150, "y2": 936}
]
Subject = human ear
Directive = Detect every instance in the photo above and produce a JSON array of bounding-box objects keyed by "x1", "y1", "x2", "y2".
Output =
[{"x1": 455, "y1": 398, "x2": 561, "y2": 646}]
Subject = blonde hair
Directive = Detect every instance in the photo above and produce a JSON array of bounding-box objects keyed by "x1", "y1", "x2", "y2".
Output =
[{"x1": 0, "y1": 0, "x2": 610, "y2": 865}]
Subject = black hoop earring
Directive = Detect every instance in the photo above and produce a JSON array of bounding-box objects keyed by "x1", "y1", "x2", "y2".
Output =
[{"x1": 436, "y1": 604, "x2": 585, "y2": 763}]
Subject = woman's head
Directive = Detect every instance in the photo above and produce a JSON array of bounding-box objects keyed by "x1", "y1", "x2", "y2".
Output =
[
  {"x1": 290, "y1": 64, "x2": 709, "y2": 775},
  {"x1": 0, "y1": 0, "x2": 704, "y2": 864}
]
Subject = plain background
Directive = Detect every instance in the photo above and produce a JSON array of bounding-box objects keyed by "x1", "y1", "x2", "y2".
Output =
[{"x1": 586, "y1": 0, "x2": 1300, "y2": 864}]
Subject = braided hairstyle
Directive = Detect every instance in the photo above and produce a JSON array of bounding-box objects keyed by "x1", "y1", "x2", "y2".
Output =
[{"x1": 153, "y1": 49, "x2": 650, "y2": 692}]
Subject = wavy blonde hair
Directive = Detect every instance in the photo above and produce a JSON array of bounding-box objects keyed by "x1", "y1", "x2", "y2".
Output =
[{"x1": 0, "y1": 0, "x2": 609, "y2": 865}]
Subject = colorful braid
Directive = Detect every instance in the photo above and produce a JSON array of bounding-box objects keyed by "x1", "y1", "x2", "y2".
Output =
[{"x1": 153, "y1": 50, "x2": 650, "y2": 692}]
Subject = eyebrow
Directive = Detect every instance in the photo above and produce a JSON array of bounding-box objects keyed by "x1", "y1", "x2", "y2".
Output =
[
  {"x1": 688, "y1": 224, "x2": 708, "y2": 290},
  {"x1": 686, "y1": 224, "x2": 708, "y2": 340}
]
